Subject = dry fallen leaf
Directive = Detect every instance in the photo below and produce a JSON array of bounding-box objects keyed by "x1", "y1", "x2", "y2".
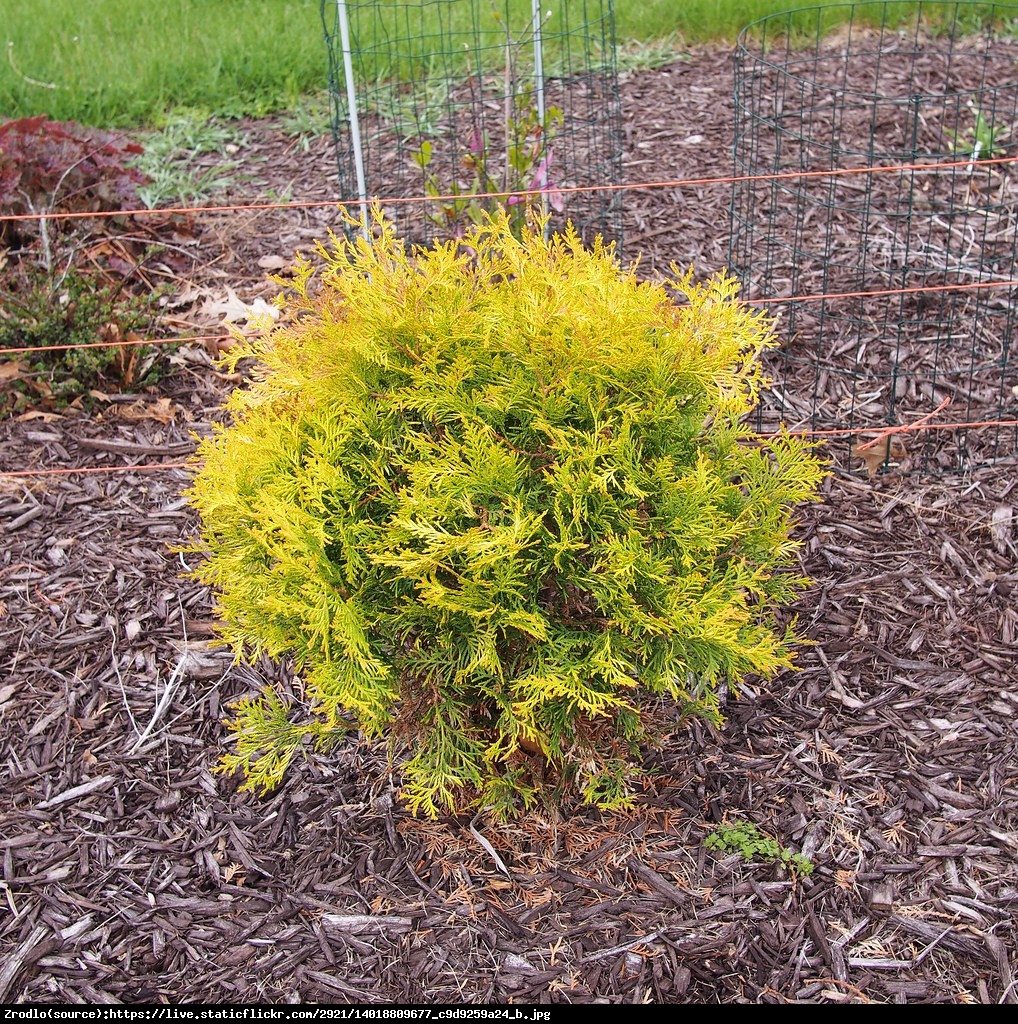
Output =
[
  {"x1": 244, "y1": 298, "x2": 281, "y2": 323},
  {"x1": 16, "y1": 409, "x2": 63, "y2": 423},
  {"x1": 198, "y1": 287, "x2": 251, "y2": 324},
  {"x1": 0, "y1": 359, "x2": 29, "y2": 382},
  {"x1": 851, "y1": 434, "x2": 908, "y2": 477},
  {"x1": 118, "y1": 396, "x2": 177, "y2": 424},
  {"x1": 197, "y1": 287, "x2": 279, "y2": 327},
  {"x1": 162, "y1": 285, "x2": 208, "y2": 311},
  {"x1": 223, "y1": 862, "x2": 248, "y2": 885},
  {"x1": 100, "y1": 321, "x2": 123, "y2": 345}
]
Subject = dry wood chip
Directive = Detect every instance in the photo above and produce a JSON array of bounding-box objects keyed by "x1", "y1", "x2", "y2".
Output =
[
  {"x1": 4, "y1": 506, "x2": 43, "y2": 531},
  {"x1": 916, "y1": 844, "x2": 1002, "y2": 858},
  {"x1": 990, "y1": 507, "x2": 1014, "y2": 554},
  {"x1": 627, "y1": 858, "x2": 687, "y2": 907},
  {"x1": 580, "y1": 931, "x2": 662, "y2": 964},
  {"x1": 0, "y1": 926, "x2": 55, "y2": 1002},
  {"x1": 555, "y1": 867, "x2": 623, "y2": 897},
  {"x1": 890, "y1": 916, "x2": 986, "y2": 959},
  {"x1": 302, "y1": 970, "x2": 381, "y2": 1000},
  {"x1": 924, "y1": 782, "x2": 981, "y2": 809},
  {"x1": 72, "y1": 437, "x2": 194, "y2": 457},
  {"x1": 35, "y1": 775, "x2": 115, "y2": 811},
  {"x1": 320, "y1": 914, "x2": 414, "y2": 936}
]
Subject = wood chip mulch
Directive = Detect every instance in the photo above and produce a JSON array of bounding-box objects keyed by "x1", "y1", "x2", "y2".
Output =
[{"x1": 1, "y1": 43, "x2": 1017, "y2": 1005}]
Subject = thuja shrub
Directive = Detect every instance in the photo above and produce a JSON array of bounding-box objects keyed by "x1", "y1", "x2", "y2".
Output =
[{"x1": 186, "y1": 209, "x2": 825, "y2": 818}]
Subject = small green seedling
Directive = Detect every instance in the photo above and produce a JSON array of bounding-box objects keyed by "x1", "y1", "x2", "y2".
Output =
[
  {"x1": 950, "y1": 103, "x2": 1009, "y2": 163},
  {"x1": 706, "y1": 819, "x2": 814, "y2": 875}
]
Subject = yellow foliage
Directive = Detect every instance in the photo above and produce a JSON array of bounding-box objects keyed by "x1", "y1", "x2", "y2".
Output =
[{"x1": 186, "y1": 206, "x2": 825, "y2": 817}]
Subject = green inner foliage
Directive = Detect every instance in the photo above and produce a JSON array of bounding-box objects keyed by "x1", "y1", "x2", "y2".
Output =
[{"x1": 186, "y1": 208, "x2": 825, "y2": 818}]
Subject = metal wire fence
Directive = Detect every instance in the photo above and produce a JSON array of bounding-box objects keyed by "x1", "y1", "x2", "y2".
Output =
[
  {"x1": 4, "y1": 168, "x2": 1018, "y2": 479},
  {"x1": 5, "y1": 4, "x2": 1018, "y2": 479},
  {"x1": 320, "y1": 0, "x2": 624, "y2": 248},
  {"x1": 730, "y1": 0, "x2": 1018, "y2": 475}
]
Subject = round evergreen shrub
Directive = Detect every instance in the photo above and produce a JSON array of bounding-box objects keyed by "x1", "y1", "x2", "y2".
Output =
[{"x1": 186, "y1": 209, "x2": 825, "y2": 818}]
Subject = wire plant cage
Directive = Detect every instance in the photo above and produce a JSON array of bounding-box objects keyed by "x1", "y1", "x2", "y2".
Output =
[
  {"x1": 730, "y1": 1, "x2": 1018, "y2": 475},
  {"x1": 321, "y1": 0, "x2": 624, "y2": 249}
]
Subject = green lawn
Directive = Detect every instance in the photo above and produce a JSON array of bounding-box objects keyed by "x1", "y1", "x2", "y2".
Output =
[{"x1": 0, "y1": 1, "x2": 1006, "y2": 127}]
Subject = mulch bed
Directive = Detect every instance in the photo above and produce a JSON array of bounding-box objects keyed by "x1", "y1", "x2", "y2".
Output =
[{"x1": 1, "y1": 42, "x2": 1017, "y2": 1005}]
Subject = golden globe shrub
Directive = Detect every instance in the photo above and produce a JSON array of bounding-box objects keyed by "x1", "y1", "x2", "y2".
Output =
[{"x1": 186, "y1": 208, "x2": 824, "y2": 818}]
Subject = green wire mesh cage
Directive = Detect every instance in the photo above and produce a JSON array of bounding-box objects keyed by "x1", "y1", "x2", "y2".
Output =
[
  {"x1": 321, "y1": 0, "x2": 624, "y2": 249},
  {"x1": 730, "y1": 1, "x2": 1018, "y2": 475}
]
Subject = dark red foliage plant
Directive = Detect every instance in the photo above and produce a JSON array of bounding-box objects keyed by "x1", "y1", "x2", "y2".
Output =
[{"x1": 0, "y1": 115, "x2": 148, "y2": 245}]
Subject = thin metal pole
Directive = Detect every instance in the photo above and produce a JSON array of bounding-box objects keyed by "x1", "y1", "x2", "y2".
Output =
[
  {"x1": 532, "y1": 0, "x2": 548, "y2": 228},
  {"x1": 337, "y1": 0, "x2": 369, "y2": 241}
]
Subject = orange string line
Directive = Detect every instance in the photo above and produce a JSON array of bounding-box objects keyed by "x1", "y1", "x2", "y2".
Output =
[
  {"x1": 753, "y1": 277, "x2": 1018, "y2": 305},
  {"x1": 774, "y1": 412, "x2": 1017, "y2": 442},
  {"x1": 2, "y1": 333, "x2": 234, "y2": 356},
  {"x1": 0, "y1": 154, "x2": 1014, "y2": 224},
  {"x1": 851, "y1": 397, "x2": 951, "y2": 450},
  {"x1": 5, "y1": 276, "x2": 1018, "y2": 358},
  {"x1": 0, "y1": 461, "x2": 191, "y2": 479},
  {"x1": 3, "y1": 414, "x2": 1016, "y2": 480}
]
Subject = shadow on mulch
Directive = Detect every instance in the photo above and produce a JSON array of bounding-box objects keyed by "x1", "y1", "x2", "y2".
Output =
[{"x1": 1, "y1": 45, "x2": 1017, "y2": 1005}]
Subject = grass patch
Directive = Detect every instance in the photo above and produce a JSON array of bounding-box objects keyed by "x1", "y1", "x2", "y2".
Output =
[
  {"x1": 0, "y1": 0, "x2": 326, "y2": 127},
  {"x1": 0, "y1": 1, "x2": 975, "y2": 128},
  {"x1": 131, "y1": 110, "x2": 247, "y2": 208},
  {"x1": 276, "y1": 91, "x2": 332, "y2": 153},
  {"x1": 615, "y1": 33, "x2": 689, "y2": 74}
]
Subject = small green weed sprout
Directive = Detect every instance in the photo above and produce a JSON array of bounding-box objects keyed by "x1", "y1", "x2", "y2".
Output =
[
  {"x1": 706, "y1": 819, "x2": 814, "y2": 875},
  {"x1": 186, "y1": 207, "x2": 825, "y2": 819},
  {"x1": 950, "y1": 101, "x2": 1009, "y2": 163}
]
